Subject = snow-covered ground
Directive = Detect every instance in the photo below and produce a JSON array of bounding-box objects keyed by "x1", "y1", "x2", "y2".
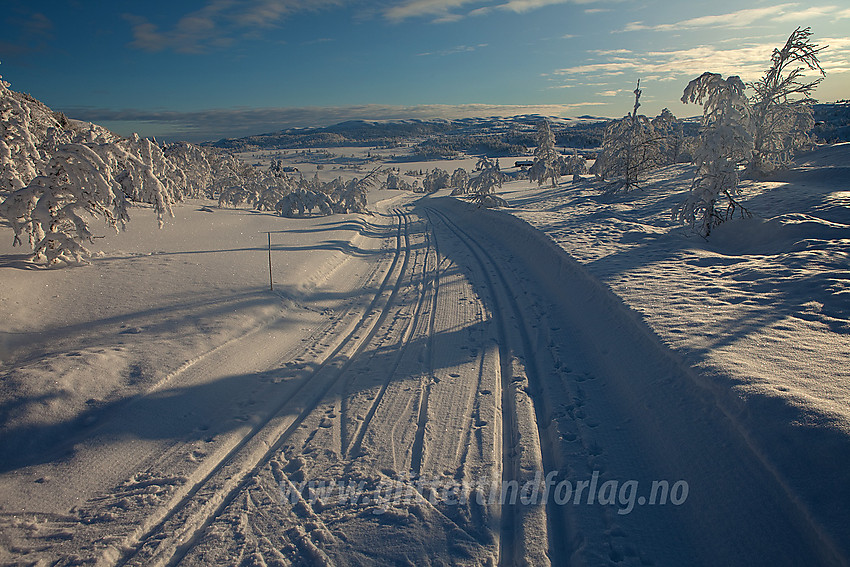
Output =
[{"x1": 0, "y1": 145, "x2": 848, "y2": 566}]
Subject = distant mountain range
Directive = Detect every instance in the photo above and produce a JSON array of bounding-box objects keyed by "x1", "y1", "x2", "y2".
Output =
[
  {"x1": 205, "y1": 115, "x2": 614, "y2": 156},
  {"x1": 206, "y1": 103, "x2": 850, "y2": 156}
]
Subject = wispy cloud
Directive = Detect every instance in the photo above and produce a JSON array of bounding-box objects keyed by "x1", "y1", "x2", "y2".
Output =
[
  {"x1": 125, "y1": 0, "x2": 346, "y2": 53},
  {"x1": 496, "y1": 0, "x2": 585, "y2": 14},
  {"x1": 384, "y1": 0, "x2": 479, "y2": 22},
  {"x1": 589, "y1": 48, "x2": 632, "y2": 55},
  {"x1": 61, "y1": 102, "x2": 608, "y2": 142},
  {"x1": 418, "y1": 43, "x2": 488, "y2": 56},
  {"x1": 557, "y1": 43, "x2": 778, "y2": 81},
  {"x1": 385, "y1": 0, "x2": 600, "y2": 23},
  {"x1": 597, "y1": 89, "x2": 627, "y2": 96},
  {"x1": 555, "y1": 35, "x2": 850, "y2": 84},
  {"x1": 620, "y1": 3, "x2": 850, "y2": 33}
]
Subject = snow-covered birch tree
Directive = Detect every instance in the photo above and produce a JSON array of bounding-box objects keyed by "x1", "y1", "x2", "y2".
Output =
[
  {"x1": 676, "y1": 72, "x2": 753, "y2": 236},
  {"x1": 0, "y1": 143, "x2": 131, "y2": 264},
  {"x1": 747, "y1": 27, "x2": 826, "y2": 175},
  {"x1": 466, "y1": 157, "x2": 507, "y2": 207},
  {"x1": 593, "y1": 80, "x2": 664, "y2": 192},
  {"x1": 0, "y1": 72, "x2": 184, "y2": 264}
]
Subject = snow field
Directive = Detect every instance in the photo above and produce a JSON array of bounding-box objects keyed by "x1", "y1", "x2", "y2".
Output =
[{"x1": 0, "y1": 144, "x2": 848, "y2": 566}]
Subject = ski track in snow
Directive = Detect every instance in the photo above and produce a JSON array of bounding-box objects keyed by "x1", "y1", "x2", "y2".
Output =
[{"x1": 1, "y1": 174, "x2": 848, "y2": 565}]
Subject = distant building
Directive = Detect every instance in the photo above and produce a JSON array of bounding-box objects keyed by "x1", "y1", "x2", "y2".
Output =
[{"x1": 515, "y1": 160, "x2": 534, "y2": 169}]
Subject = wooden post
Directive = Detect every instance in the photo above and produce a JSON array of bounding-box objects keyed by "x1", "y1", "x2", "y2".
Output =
[{"x1": 267, "y1": 232, "x2": 273, "y2": 291}]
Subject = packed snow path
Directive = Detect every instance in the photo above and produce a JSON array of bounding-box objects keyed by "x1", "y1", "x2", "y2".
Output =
[{"x1": 0, "y1": 194, "x2": 844, "y2": 566}]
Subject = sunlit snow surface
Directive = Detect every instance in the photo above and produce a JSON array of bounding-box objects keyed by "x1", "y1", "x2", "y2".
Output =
[{"x1": 0, "y1": 144, "x2": 848, "y2": 566}]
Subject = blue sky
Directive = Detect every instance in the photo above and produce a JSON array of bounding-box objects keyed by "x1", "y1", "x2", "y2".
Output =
[{"x1": 2, "y1": 1, "x2": 848, "y2": 141}]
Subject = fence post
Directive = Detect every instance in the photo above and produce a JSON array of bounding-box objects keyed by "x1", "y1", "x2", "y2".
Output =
[{"x1": 267, "y1": 232, "x2": 273, "y2": 291}]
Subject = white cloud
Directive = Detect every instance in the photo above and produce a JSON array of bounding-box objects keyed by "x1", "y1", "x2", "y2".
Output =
[
  {"x1": 772, "y1": 5, "x2": 850, "y2": 22},
  {"x1": 556, "y1": 42, "x2": 778, "y2": 80},
  {"x1": 589, "y1": 49, "x2": 632, "y2": 55},
  {"x1": 496, "y1": 0, "x2": 577, "y2": 14},
  {"x1": 819, "y1": 36, "x2": 850, "y2": 73}
]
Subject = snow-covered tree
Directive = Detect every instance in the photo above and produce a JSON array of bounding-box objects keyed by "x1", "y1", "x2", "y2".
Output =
[
  {"x1": 557, "y1": 150, "x2": 588, "y2": 181},
  {"x1": 747, "y1": 27, "x2": 826, "y2": 174},
  {"x1": 0, "y1": 72, "x2": 194, "y2": 264},
  {"x1": 528, "y1": 119, "x2": 560, "y2": 187},
  {"x1": 254, "y1": 179, "x2": 292, "y2": 212},
  {"x1": 423, "y1": 167, "x2": 450, "y2": 193},
  {"x1": 651, "y1": 108, "x2": 685, "y2": 166},
  {"x1": 108, "y1": 134, "x2": 178, "y2": 224},
  {"x1": 0, "y1": 73, "x2": 67, "y2": 195},
  {"x1": 465, "y1": 157, "x2": 507, "y2": 207},
  {"x1": 163, "y1": 141, "x2": 214, "y2": 198},
  {"x1": 593, "y1": 80, "x2": 664, "y2": 192},
  {"x1": 382, "y1": 170, "x2": 411, "y2": 191},
  {"x1": 676, "y1": 72, "x2": 753, "y2": 236},
  {"x1": 276, "y1": 188, "x2": 334, "y2": 217},
  {"x1": 0, "y1": 143, "x2": 131, "y2": 264},
  {"x1": 450, "y1": 167, "x2": 470, "y2": 195}
]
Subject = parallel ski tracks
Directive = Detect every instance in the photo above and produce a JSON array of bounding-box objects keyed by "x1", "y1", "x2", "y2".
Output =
[
  {"x1": 113, "y1": 210, "x2": 417, "y2": 566},
  {"x1": 426, "y1": 205, "x2": 569, "y2": 567},
  {"x1": 343, "y1": 209, "x2": 439, "y2": 461},
  {"x1": 105, "y1": 203, "x2": 568, "y2": 566}
]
